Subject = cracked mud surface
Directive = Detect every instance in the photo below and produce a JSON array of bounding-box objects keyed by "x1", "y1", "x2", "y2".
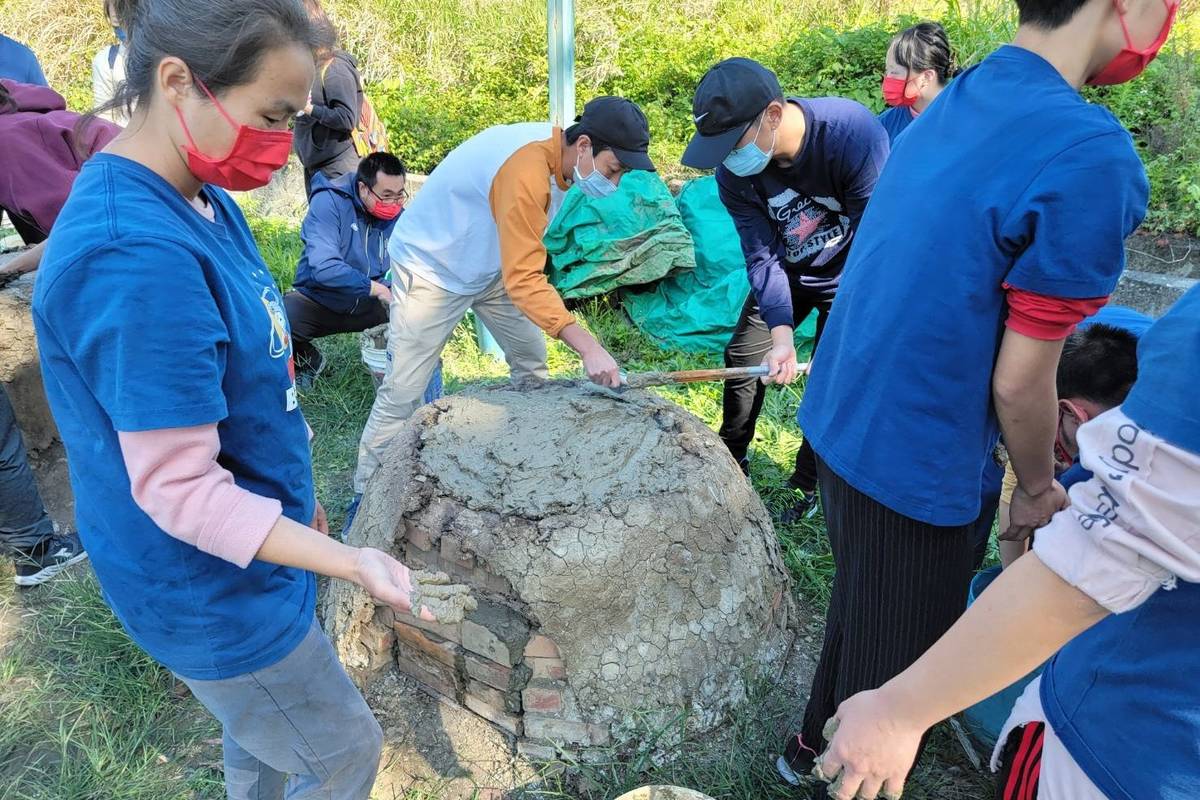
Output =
[{"x1": 326, "y1": 381, "x2": 796, "y2": 734}]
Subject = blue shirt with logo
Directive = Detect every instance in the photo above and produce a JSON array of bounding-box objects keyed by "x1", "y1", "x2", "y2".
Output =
[
  {"x1": 799, "y1": 46, "x2": 1148, "y2": 526},
  {"x1": 33, "y1": 154, "x2": 316, "y2": 680},
  {"x1": 716, "y1": 97, "x2": 889, "y2": 329},
  {"x1": 1043, "y1": 284, "x2": 1200, "y2": 799}
]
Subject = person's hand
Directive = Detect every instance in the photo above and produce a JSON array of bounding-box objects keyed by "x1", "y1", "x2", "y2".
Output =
[
  {"x1": 303, "y1": 96, "x2": 313, "y2": 115},
  {"x1": 814, "y1": 688, "x2": 924, "y2": 800},
  {"x1": 310, "y1": 501, "x2": 329, "y2": 535},
  {"x1": 581, "y1": 343, "x2": 621, "y2": 388},
  {"x1": 370, "y1": 281, "x2": 392, "y2": 306},
  {"x1": 1003, "y1": 480, "x2": 1068, "y2": 542},
  {"x1": 762, "y1": 341, "x2": 799, "y2": 385},
  {"x1": 352, "y1": 547, "x2": 436, "y2": 621}
]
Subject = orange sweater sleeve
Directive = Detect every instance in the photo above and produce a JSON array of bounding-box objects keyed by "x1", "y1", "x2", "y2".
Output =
[{"x1": 489, "y1": 143, "x2": 575, "y2": 337}]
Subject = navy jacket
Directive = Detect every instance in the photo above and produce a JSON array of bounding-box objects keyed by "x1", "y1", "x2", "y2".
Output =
[{"x1": 293, "y1": 171, "x2": 397, "y2": 315}]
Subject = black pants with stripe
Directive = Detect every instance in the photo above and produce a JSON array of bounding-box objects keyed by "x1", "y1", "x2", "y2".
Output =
[{"x1": 799, "y1": 456, "x2": 979, "y2": 754}]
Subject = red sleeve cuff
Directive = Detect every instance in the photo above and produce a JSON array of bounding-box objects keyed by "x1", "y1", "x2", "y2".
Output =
[{"x1": 1003, "y1": 284, "x2": 1109, "y2": 341}]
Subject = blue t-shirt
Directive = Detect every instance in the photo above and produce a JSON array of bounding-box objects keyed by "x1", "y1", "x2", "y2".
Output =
[
  {"x1": 1043, "y1": 285, "x2": 1200, "y2": 799},
  {"x1": 799, "y1": 46, "x2": 1148, "y2": 526},
  {"x1": 0, "y1": 34, "x2": 47, "y2": 86},
  {"x1": 877, "y1": 105, "x2": 916, "y2": 143},
  {"x1": 33, "y1": 154, "x2": 316, "y2": 680},
  {"x1": 716, "y1": 97, "x2": 890, "y2": 329}
]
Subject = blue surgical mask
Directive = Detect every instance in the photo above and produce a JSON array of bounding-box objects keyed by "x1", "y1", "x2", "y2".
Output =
[
  {"x1": 114, "y1": 26, "x2": 127, "y2": 43},
  {"x1": 573, "y1": 149, "x2": 618, "y2": 199},
  {"x1": 723, "y1": 116, "x2": 775, "y2": 177}
]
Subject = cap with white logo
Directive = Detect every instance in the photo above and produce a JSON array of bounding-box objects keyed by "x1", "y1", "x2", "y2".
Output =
[{"x1": 682, "y1": 58, "x2": 783, "y2": 170}]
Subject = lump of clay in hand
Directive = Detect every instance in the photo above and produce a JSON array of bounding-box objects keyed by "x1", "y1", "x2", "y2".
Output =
[{"x1": 409, "y1": 570, "x2": 477, "y2": 624}]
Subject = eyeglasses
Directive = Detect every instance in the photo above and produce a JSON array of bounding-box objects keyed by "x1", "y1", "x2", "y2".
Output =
[{"x1": 366, "y1": 184, "x2": 408, "y2": 204}]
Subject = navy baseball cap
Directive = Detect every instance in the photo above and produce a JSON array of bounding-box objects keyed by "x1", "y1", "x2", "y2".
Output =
[
  {"x1": 574, "y1": 96, "x2": 656, "y2": 172},
  {"x1": 682, "y1": 58, "x2": 782, "y2": 169}
]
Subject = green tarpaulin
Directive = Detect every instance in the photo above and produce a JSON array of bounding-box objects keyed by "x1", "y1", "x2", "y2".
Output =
[
  {"x1": 545, "y1": 174, "x2": 817, "y2": 354},
  {"x1": 544, "y1": 171, "x2": 694, "y2": 298}
]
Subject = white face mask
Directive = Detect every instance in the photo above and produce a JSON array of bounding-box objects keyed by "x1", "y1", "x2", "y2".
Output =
[{"x1": 573, "y1": 147, "x2": 618, "y2": 199}]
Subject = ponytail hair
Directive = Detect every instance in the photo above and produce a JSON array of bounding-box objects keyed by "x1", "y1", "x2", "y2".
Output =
[
  {"x1": 91, "y1": 0, "x2": 331, "y2": 123},
  {"x1": 891, "y1": 22, "x2": 959, "y2": 85}
]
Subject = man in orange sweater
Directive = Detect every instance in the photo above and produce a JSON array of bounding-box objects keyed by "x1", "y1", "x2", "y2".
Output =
[{"x1": 354, "y1": 97, "x2": 655, "y2": 494}]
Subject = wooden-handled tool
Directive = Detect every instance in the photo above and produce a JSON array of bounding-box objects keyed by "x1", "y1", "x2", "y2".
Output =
[{"x1": 620, "y1": 363, "x2": 809, "y2": 389}]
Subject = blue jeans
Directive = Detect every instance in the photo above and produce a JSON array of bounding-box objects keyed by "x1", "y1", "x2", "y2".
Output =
[
  {"x1": 0, "y1": 384, "x2": 54, "y2": 554},
  {"x1": 178, "y1": 620, "x2": 382, "y2": 800}
]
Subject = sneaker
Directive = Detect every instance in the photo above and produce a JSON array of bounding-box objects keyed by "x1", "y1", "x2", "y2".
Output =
[
  {"x1": 14, "y1": 532, "x2": 88, "y2": 587},
  {"x1": 340, "y1": 493, "x2": 363, "y2": 539},
  {"x1": 776, "y1": 733, "x2": 820, "y2": 786},
  {"x1": 777, "y1": 490, "x2": 821, "y2": 525},
  {"x1": 295, "y1": 348, "x2": 327, "y2": 390}
]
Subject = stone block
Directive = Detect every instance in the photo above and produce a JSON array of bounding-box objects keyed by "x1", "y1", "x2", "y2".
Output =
[
  {"x1": 402, "y1": 612, "x2": 462, "y2": 644},
  {"x1": 359, "y1": 624, "x2": 393, "y2": 657},
  {"x1": 465, "y1": 678, "x2": 508, "y2": 712}
]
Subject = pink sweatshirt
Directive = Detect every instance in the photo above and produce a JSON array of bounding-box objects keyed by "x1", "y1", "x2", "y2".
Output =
[{"x1": 118, "y1": 425, "x2": 283, "y2": 568}]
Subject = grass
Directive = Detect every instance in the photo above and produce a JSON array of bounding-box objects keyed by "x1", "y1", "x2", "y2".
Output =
[{"x1": 0, "y1": 211, "x2": 986, "y2": 798}]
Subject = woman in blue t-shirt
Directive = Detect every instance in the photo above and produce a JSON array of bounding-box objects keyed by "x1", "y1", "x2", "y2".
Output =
[
  {"x1": 32, "y1": 1, "x2": 455, "y2": 796},
  {"x1": 878, "y1": 22, "x2": 959, "y2": 143}
]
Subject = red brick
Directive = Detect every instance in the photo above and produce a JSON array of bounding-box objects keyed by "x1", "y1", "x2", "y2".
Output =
[
  {"x1": 403, "y1": 612, "x2": 462, "y2": 644},
  {"x1": 516, "y1": 740, "x2": 558, "y2": 762},
  {"x1": 464, "y1": 695, "x2": 521, "y2": 736},
  {"x1": 440, "y1": 535, "x2": 475, "y2": 572},
  {"x1": 393, "y1": 622, "x2": 457, "y2": 667},
  {"x1": 522, "y1": 685, "x2": 563, "y2": 714},
  {"x1": 404, "y1": 521, "x2": 434, "y2": 552},
  {"x1": 359, "y1": 625, "x2": 394, "y2": 657},
  {"x1": 464, "y1": 654, "x2": 513, "y2": 691},
  {"x1": 524, "y1": 634, "x2": 560, "y2": 659},
  {"x1": 526, "y1": 656, "x2": 567, "y2": 681},
  {"x1": 395, "y1": 655, "x2": 460, "y2": 700},
  {"x1": 462, "y1": 619, "x2": 514, "y2": 666},
  {"x1": 372, "y1": 605, "x2": 396, "y2": 628},
  {"x1": 465, "y1": 678, "x2": 508, "y2": 711}
]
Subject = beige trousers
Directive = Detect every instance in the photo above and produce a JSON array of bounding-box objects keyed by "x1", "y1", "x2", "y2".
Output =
[{"x1": 353, "y1": 265, "x2": 548, "y2": 492}]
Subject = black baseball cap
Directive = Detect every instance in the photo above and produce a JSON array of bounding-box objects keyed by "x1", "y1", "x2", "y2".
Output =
[
  {"x1": 573, "y1": 96, "x2": 656, "y2": 172},
  {"x1": 682, "y1": 58, "x2": 782, "y2": 169}
]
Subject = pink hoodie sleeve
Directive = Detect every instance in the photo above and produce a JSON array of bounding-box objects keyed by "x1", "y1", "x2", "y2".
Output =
[{"x1": 118, "y1": 425, "x2": 283, "y2": 568}]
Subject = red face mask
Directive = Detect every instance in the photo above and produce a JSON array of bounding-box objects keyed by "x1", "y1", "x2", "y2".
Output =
[
  {"x1": 371, "y1": 200, "x2": 403, "y2": 221},
  {"x1": 174, "y1": 77, "x2": 293, "y2": 191},
  {"x1": 1087, "y1": 0, "x2": 1178, "y2": 86},
  {"x1": 882, "y1": 75, "x2": 918, "y2": 108}
]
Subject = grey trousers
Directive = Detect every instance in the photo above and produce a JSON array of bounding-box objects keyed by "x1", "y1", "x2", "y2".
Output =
[
  {"x1": 0, "y1": 384, "x2": 54, "y2": 554},
  {"x1": 179, "y1": 620, "x2": 384, "y2": 800}
]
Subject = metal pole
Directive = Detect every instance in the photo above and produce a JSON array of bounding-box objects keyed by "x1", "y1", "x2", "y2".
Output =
[{"x1": 547, "y1": 0, "x2": 575, "y2": 128}]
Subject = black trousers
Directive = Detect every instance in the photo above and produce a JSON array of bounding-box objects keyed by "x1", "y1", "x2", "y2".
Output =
[
  {"x1": 302, "y1": 148, "x2": 362, "y2": 199},
  {"x1": 283, "y1": 291, "x2": 388, "y2": 366},
  {"x1": 719, "y1": 289, "x2": 833, "y2": 491},
  {"x1": 798, "y1": 456, "x2": 979, "y2": 757}
]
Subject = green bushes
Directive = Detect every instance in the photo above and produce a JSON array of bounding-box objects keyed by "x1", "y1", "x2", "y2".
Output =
[{"x1": 3, "y1": 0, "x2": 1199, "y2": 231}]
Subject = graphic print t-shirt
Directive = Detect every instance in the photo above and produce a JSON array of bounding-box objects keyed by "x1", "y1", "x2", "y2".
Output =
[{"x1": 716, "y1": 97, "x2": 889, "y2": 329}]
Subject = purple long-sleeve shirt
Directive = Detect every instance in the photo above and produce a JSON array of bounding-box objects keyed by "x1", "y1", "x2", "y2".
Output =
[{"x1": 0, "y1": 80, "x2": 119, "y2": 238}]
